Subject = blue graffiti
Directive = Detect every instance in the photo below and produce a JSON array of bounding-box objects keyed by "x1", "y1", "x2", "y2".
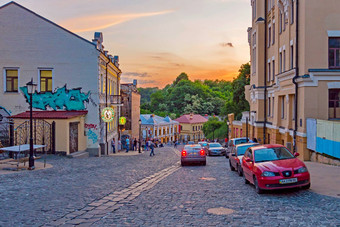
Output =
[
  {"x1": 0, "y1": 106, "x2": 11, "y2": 116},
  {"x1": 20, "y1": 85, "x2": 90, "y2": 111},
  {"x1": 88, "y1": 129, "x2": 98, "y2": 144}
]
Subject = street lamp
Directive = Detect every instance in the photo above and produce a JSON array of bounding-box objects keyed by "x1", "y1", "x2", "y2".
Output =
[
  {"x1": 26, "y1": 78, "x2": 37, "y2": 170},
  {"x1": 138, "y1": 119, "x2": 141, "y2": 153}
]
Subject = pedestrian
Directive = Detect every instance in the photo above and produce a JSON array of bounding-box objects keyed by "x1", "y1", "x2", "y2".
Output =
[
  {"x1": 118, "y1": 139, "x2": 121, "y2": 152},
  {"x1": 145, "y1": 139, "x2": 149, "y2": 151},
  {"x1": 253, "y1": 138, "x2": 258, "y2": 143},
  {"x1": 126, "y1": 137, "x2": 130, "y2": 153},
  {"x1": 150, "y1": 140, "x2": 155, "y2": 156},
  {"x1": 133, "y1": 138, "x2": 137, "y2": 151},
  {"x1": 138, "y1": 138, "x2": 141, "y2": 153},
  {"x1": 111, "y1": 138, "x2": 115, "y2": 153},
  {"x1": 174, "y1": 140, "x2": 177, "y2": 148}
]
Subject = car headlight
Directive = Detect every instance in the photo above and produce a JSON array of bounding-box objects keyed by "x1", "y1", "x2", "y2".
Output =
[
  {"x1": 261, "y1": 171, "x2": 276, "y2": 177},
  {"x1": 297, "y1": 167, "x2": 308, "y2": 173}
]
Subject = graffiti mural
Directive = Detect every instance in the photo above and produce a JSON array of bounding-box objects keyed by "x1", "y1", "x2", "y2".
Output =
[
  {"x1": 84, "y1": 124, "x2": 98, "y2": 130},
  {"x1": 87, "y1": 129, "x2": 98, "y2": 144},
  {"x1": 20, "y1": 85, "x2": 90, "y2": 111}
]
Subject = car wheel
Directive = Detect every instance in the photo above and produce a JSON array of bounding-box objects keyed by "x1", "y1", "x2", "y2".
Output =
[
  {"x1": 237, "y1": 165, "x2": 243, "y2": 176},
  {"x1": 229, "y1": 160, "x2": 235, "y2": 171},
  {"x1": 181, "y1": 161, "x2": 185, "y2": 166},
  {"x1": 301, "y1": 183, "x2": 311, "y2": 190},
  {"x1": 243, "y1": 174, "x2": 249, "y2": 184},
  {"x1": 254, "y1": 176, "x2": 263, "y2": 194},
  {"x1": 202, "y1": 161, "x2": 206, "y2": 166}
]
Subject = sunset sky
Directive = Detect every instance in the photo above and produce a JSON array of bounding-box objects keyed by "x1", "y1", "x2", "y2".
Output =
[{"x1": 0, "y1": 0, "x2": 251, "y2": 87}]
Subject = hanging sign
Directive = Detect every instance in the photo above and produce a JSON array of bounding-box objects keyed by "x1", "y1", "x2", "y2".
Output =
[
  {"x1": 119, "y1": 116, "x2": 127, "y2": 125},
  {"x1": 101, "y1": 107, "x2": 114, "y2": 122}
]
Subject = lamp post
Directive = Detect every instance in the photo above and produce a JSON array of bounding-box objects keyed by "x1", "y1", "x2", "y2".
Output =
[
  {"x1": 27, "y1": 78, "x2": 37, "y2": 170},
  {"x1": 138, "y1": 119, "x2": 141, "y2": 153}
]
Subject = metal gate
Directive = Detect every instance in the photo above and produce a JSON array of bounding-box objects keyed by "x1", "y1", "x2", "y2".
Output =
[{"x1": 14, "y1": 119, "x2": 55, "y2": 153}]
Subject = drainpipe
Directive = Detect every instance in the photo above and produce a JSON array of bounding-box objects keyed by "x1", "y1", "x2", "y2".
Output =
[
  {"x1": 263, "y1": 0, "x2": 268, "y2": 144},
  {"x1": 292, "y1": 0, "x2": 299, "y2": 153},
  {"x1": 105, "y1": 57, "x2": 110, "y2": 155},
  {"x1": 117, "y1": 72, "x2": 121, "y2": 145}
]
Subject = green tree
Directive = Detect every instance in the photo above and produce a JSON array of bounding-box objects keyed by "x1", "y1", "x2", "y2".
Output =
[
  {"x1": 203, "y1": 117, "x2": 223, "y2": 140},
  {"x1": 173, "y1": 72, "x2": 189, "y2": 86}
]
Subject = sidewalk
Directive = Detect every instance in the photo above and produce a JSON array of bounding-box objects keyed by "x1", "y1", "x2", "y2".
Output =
[
  {"x1": 109, "y1": 149, "x2": 144, "y2": 156},
  {"x1": 0, "y1": 160, "x2": 53, "y2": 175},
  {"x1": 305, "y1": 161, "x2": 340, "y2": 198}
]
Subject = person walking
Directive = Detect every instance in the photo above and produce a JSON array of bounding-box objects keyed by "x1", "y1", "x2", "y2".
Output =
[
  {"x1": 111, "y1": 138, "x2": 115, "y2": 153},
  {"x1": 174, "y1": 140, "x2": 177, "y2": 148},
  {"x1": 145, "y1": 139, "x2": 149, "y2": 151},
  {"x1": 126, "y1": 137, "x2": 130, "y2": 153},
  {"x1": 118, "y1": 139, "x2": 122, "y2": 152},
  {"x1": 150, "y1": 140, "x2": 155, "y2": 156},
  {"x1": 133, "y1": 138, "x2": 137, "y2": 151}
]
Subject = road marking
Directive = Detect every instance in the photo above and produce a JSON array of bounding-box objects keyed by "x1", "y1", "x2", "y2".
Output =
[
  {"x1": 43, "y1": 162, "x2": 180, "y2": 226},
  {"x1": 207, "y1": 207, "x2": 235, "y2": 215}
]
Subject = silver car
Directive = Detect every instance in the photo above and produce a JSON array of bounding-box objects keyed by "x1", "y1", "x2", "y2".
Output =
[
  {"x1": 181, "y1": 144, "x2": 206, "y2": 166},
  {"x1": 207, "y1": 143, "x2": 226, "y2": 156}
]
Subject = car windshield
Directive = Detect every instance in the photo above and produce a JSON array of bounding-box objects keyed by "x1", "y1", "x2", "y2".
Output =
[
  {"x1": 235, "y1": 139, "x2": 248, "y2": 145},
  {"x1": 254, "y1": 147, "x2": 295, "y2": 163},
  {"x1": 184, "y1": 145, "x2": 201, "y2": 152},
  {"x1": 199, "y1": 142, "x2": 207, "y2": 146},
  {"x1": 188, "y1": 141, "x2": 194, "y2": 144},
  {"x1": 236, "y1": 144, "x2": 258, "y2": 155},
  {"x1": 209, "y1": 143, "x2": 222, "y2": 148}
]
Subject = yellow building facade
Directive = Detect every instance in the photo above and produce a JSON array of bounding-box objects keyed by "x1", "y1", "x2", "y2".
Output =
[
  {"x1": 230, "y1": 0, "x2": 340, "y2": 161},
  {"x1": 175, "y1": 114, "x2": 207, "y2": 143}
]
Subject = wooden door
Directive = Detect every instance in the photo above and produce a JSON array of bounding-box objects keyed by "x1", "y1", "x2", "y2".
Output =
[{"x1": 69, "y1": 122, "x2": 79, "y2": 153}]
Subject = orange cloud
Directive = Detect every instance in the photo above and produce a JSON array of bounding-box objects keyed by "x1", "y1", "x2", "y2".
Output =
[{"x1": 60, "y1": 10, "x2": 174, "y2": 32}]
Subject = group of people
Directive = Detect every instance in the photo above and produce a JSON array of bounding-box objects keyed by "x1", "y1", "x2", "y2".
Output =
[{"x1": 111, "y1": 137, "x2": 156, "y2": 156}]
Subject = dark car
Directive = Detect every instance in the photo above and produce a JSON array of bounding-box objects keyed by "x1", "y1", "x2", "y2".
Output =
[
  {"x1": 229, "y1": 143, "x2": 259, "y2": 176},
  {"x1": 207, "y1": 143, "x2": 226, "y2": 156},
  {"x1": 241, "y1": 144, "x2": 310, "y2": 194},
  {"x1": 181, "y1": 144, "x2": 206, "y2": 166}
]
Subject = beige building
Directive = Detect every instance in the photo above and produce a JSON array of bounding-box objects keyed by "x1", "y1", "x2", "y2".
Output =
[
  {"x1": 230, "y1": 0, "x2": 340, "y2": 161},
  {"x1": 174, "y1": 114, "x2": 207, "y2": 142}
]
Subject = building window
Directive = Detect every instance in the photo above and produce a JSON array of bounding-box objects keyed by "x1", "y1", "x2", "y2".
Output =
[
  {"x1": 329, "y1": 37, "x2": 340, "y2": 68},
  {"x1": 279, "y1": 11, "x2": 283, "y2": 34},
  {"x1": 272, "y1": 97, "x2": 275, "y2": 117},
  {"x1": 290, "y1": 0, "x2": 294, "y2": 24},
  {"x1": 5, "y1": 69, "x2": 18, "y2": 92},
  {"x1": 281, "y1": 96, "x2": 285, "y2": 119},
  {"x1": 272, "y1": 60, "x2": 275, "y2": 80},
  {"x1": 290, "y1": 45, "x2": 294, "y2": 69},
  {"x1": 40, "y1": 70, "x2": 52, "y2": 92},
  {"x1": 283, "y1": 50, "x2": 286, "y2": 72},
  {"x1": 193, "y1": 126, "x2": 195, "y2": 131},
  {"x1": 292, "y1": 95, "x2": 296, "y2": 120},
  {"x1": 329, "y1": 89, "x2": 340, "y2": 119},
  {"x1": 268, "y1": 26, "x2": 271, "y2": 47},
  {"x1": 279, "y1": 52, "x2": 282, "y2": 73},
  {"x1": 268, "y1": 62, "x2": 271, "y2": 81},
  {"x1": 252, "y1": 0, "x2": 257, "y2": 20},
  {"x1": 272, "y1": 22, "x2": 275, "y2": 45},
  {"x1": 268, "y1": 97, "x2": 271, "y2": 116}
]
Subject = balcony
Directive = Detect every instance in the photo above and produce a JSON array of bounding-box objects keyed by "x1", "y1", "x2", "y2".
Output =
[{"x1": 110, "y1": 95, "x2": 123, "y2": 106}]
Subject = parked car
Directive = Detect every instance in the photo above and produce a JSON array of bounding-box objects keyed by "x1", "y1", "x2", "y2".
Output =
[
  {"x1": 207, "y1": 143, "x2": 226, "y2": 156},
  {"x1": 241, "y1": 144, "x2": 310, "y2": 194},
  {"x1": 229, "y1": 143, "x2": 259, "y2": 176},
  {"x1": 187, "y1": 141, "x2": 195, "y2": 145},
  {"x1": 181, "y1": 144, "x2": 206, "y2": 166},
  {"x1": 198, "y1": 141, "x2": 208, "y2": 151},
  {"x1": 225, "y1": 137, "x2": 248, "y2": 158}
]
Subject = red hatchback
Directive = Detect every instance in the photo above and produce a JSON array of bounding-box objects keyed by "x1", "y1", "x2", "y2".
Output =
[{"x1": 241, "y1": 144, "x2": 310, "y2": 194}]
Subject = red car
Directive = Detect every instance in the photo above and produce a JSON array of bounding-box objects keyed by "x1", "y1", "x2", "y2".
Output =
[{"x1": 241, "y1": 144, "x2": 310, "y2": 194}]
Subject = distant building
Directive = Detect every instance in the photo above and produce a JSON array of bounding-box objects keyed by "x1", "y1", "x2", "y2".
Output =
[
  {"x1": 175, "y1": 114, "x2": 208, "y2": 142},
  {"x1": 120, "y1": 80, "x2": 141, "y2": 141},
  {"x1": 140, "y1": 114, "x2": 179, "y2": 143},
  {"x1": 0, "y1": 2, "x2": 121, "y2": 156}
]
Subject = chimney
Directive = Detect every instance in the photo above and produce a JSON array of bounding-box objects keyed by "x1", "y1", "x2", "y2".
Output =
[
  {"x1": 93, "y1": 32, "x2": 103, "y2": 51},
  {"x1": 113, "y1": 56, "x2": 119, "y2": 67},
  {"x1": 190, "y1": 113, "x2": 193, "y2": 120},
  {"x1": 133, "y1": 79, "x2": 137, "y2": 86}
]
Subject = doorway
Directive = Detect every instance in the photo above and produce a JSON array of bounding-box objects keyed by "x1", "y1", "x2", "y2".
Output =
[{"x1": 69, "y1": 122, "x2": 79, "y2": 153}]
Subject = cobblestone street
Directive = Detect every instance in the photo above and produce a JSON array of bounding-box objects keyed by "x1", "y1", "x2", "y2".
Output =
[{"x1": 1, "y1": 146, "x2": 339, "y2": 226}]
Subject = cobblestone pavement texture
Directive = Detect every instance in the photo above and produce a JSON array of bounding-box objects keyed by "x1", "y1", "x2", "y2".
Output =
[{"x1": 1, "y1": 146, "x2": 340, "y2": 226}]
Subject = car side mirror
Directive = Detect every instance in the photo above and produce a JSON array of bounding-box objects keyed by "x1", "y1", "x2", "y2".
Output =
[
  {"x1": 294, "y1": 152, "x2": 300, "y2": 157},
  {"x1": 245, "y1": 157, "x2": 252, "y2": 162}
]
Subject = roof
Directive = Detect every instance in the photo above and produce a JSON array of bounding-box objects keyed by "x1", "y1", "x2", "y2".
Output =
[
  {"x1": 9, "y1": 111, "x2": 88, "y2": 119},
  {"x1": 0, "y1": 1, "x2": 95, "y2": 47},
  {"x1": 140, "y1": 114, "x2": 179, "y2": 126},
  {"x1": 174, "y1": 114, "x2": 208, "y2": 124}
]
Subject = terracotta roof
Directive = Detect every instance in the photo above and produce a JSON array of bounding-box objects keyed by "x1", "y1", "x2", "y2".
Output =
[
  {"x1": 9, "y1": 111, "x2": 88, "y2": 119},
  {"x1": 174, "y1": 114, "x2": 208, "y2": 124}
]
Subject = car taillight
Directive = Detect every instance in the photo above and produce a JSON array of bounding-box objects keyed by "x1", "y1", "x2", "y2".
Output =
[
  {"x1": 181, "y1": 150, "x2": 187, "y2": 157},
  {"x1": 200, "y1": 150, "x2": 205, "y2": 156}
]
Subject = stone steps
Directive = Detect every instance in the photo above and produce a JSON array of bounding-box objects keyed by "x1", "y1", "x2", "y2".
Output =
[{"x1": 68, "y1": 150, "x2": 89, "y2": 159}]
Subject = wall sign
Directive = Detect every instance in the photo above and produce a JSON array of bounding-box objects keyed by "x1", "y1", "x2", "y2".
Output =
[
  {"x1": 101, "y1": 107, "x2": 114, "y2": 122},
  {"x1": 119, "y1": 116, "x2": 127, "y2": 125}
]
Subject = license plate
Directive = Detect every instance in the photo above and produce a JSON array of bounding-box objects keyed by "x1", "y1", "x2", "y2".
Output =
[{"x1": 279, "y1": 178, "x2": 298, "y2": 184}]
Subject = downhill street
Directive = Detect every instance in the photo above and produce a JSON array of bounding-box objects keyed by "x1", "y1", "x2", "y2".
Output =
[{"x1": 0, "y1": 146, "x2": 339, "y2": 226}]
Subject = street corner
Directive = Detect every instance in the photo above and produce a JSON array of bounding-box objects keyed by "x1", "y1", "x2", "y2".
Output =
[{"x1": 0, "y1": 160, "x2": 53, "y2": 175}]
